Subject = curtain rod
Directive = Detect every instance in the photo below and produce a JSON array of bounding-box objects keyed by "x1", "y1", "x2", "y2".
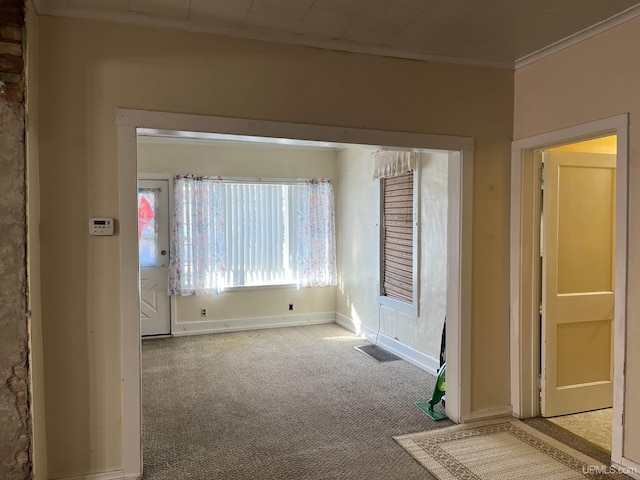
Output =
[{"x1": 176, "y1": 175, "x2": 332, "y2": 185}]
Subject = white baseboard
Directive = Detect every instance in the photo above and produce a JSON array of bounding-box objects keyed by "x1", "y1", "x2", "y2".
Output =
[
  {"x1": 56, "y1": 469, "x2": 139, "y2": 480},
  {"x1": 335, "y1": 313, "x2": 361, "y2": 335},
  {"x1": 613, "y1": 457, "x2": 640, "y2": 479},
  {"x1": 460, "y1": 405, "x2": 513, "y2": 423},
  {"x1": 172, "y1": 312, "x2": 336, "y2": 336},
  {"x1": 336, "y1": 313, "x2": 440, "y2": 376}
]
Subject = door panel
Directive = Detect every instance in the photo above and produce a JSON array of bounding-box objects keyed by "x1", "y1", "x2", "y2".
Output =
[
  {"x1": 139, "y1": 180, "x2": 171, "y2": 336},
  {"x1": 556, "y1": 165, "x2": 615, "y2": 294},
  {"x1": 542, "y1": 152, "x2": 615, "y2": 417},
  {"x1": 556, "y1": 320, "x2": 612, "y2": 387}
]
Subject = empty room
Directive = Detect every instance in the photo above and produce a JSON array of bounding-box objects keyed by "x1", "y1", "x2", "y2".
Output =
[{"x1": 4, "y1": 1, "x2": 640, "y2": 479}]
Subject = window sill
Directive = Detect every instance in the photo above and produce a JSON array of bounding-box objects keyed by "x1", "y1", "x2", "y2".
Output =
[
  {"x1": 223, "y1": 283, "x2": 299, "y2": 292},
  {"x1": 378, "y1": 295, "x2": 418, "y2": 316}
]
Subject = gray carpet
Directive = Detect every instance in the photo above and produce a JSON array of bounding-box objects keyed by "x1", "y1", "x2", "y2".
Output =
[
  {"x1": 141, "y1": 324, "x2": 617, "y2": 479},
  {"x1": 141, "y1": 323, "x2": 451, "y2": 479}
]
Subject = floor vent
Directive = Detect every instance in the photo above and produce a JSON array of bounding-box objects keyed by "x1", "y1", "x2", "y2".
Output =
[{"x1": 355, "y1": 345, "x2": 401, "y2": 362}]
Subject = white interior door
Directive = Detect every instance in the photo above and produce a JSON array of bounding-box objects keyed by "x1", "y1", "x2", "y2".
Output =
[
  {"x1": 138, "y1": 179, "x2": 171, "y2": 336},
  {"x1": 541, "y1": 151, "x2": 615, "y2": 417}
]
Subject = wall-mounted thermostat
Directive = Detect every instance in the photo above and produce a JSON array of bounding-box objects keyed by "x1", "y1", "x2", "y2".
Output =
[{"x1": 89, "y1": 217, "x2": 114, "y2": 236}]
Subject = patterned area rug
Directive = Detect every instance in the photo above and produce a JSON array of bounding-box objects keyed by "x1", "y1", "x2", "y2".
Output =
[{"x1": 394, "y1": 418, "x2": 630, "y2": 480}]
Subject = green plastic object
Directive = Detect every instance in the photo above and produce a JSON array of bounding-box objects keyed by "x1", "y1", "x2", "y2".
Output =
[{"x1": 416, "y1": 362, "x2": 448, "y2": 421}]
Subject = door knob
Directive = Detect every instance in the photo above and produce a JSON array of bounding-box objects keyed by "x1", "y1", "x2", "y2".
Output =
[{"x1": 161, "y1": 250, "x2": 167, "y2": 255}]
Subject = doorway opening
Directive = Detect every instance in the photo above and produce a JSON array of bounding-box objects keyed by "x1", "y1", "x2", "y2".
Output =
[
  {"x1": 539, "y1": 135, "x2": 617, "y2": 452},
  {"x1": 510, "y1": 115, "x2": 628, "y2": 466},
  {"x1": 117, "y1": 109, "x2": 474, "y2": 478}
]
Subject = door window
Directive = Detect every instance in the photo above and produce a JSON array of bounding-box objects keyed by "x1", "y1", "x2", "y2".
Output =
[{"x1": 138, "y1": 188, "x2": 161, "y2": 267}]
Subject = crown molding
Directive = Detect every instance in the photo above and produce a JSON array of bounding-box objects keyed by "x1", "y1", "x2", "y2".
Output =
[
  {"x1": 516, "y1": 3, "x2": 640, "y2": 69},
  {"x1": 33, "y1": 3, "x2": 514, "y2": 70}
]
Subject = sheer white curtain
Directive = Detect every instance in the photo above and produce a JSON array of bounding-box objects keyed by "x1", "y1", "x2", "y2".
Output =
[
  {"x1": 294, "y1": 179, "x2": 337, "y2": 287},
  {"x1": 169, "y1": 175, "x2": 227, "y2": 295}
]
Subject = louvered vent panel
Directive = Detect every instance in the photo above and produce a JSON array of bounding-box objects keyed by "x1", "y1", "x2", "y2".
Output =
[{"x1": 382, "y1": 171, "x2": 414, "y2": 303}]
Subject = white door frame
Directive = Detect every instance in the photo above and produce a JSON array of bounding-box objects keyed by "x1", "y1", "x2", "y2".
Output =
[
  {"x1": 510, "y1": 114, "x2": 628, "y2": 466},
  {"x1": 117, "y1": 108, "x2": 474, "y2": 478}
]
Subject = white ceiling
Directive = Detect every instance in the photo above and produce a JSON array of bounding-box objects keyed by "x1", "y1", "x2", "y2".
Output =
[{"x1": 35, "y1": 0, "x2": 640, "y2": 68}]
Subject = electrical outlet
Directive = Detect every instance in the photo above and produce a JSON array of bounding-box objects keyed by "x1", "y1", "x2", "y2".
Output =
[
  {"x1": 200, "y1": 308, "x2": 207, "y2": 317},
  {"x1": 289, "y1": 303, "x2": 294, "y2": 311}
]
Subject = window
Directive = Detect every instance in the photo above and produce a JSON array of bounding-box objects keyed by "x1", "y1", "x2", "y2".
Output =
[
  {"x1": 222, "y1": 182, "x2": 294, "y2": 287},
  {"x1": 138, "y1": 188, "x2": 160, "y2": 267},
  {"x1": 375, "y1": 152, "x2": 419, "y2": 315},
  {"x1": 169, "y1": 175, "x2": 336, "y2": 295}
]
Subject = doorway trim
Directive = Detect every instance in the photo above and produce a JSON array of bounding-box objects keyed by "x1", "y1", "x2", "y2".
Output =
[
  {"x1": 117, "y1": 108, "x2": 474, "y2": 478},
  {"x1": 509, "y1": 114, "x2": 628, "y2": 465}
]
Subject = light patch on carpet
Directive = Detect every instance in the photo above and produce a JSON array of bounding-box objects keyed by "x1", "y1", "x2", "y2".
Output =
[
  {"x1": 322, "y1": 335, "x2": 361, "y2": 342},
  {"x1": 394, "y1": 419, "x2": 630, "y2": 480}
]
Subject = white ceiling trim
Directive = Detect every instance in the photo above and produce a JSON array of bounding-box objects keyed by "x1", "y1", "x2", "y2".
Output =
[
  {"x1": 515, "y1": 3, "x2": 640, "y2": 69},
  {"x1": 33, "y1": 2, "x2": 514, "y2": 70},
  {"x1": 117, "y1": 109, "x2": 474, "y2": 151},
  {"x1": 137, "y1": 129, "x2": 344, "y2": 151}
]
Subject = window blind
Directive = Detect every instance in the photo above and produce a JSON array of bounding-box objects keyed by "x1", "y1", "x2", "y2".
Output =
[
  {"x1": 382, "y1": 171, "x2": 414, "y2": 303},
  {"x1": 223, "y1": 183, "x2": 292, "y2": 287},
  {"x1": 170, "y1": 176, "x2": 336, "y2": 294}
]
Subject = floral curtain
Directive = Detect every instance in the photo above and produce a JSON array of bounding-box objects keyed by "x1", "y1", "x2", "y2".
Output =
[
  {"x1": 372, "y1": 150, "x2": 418, "y2": 179},
  {"x1": 169, "y1": 175, "x2": 226, "y2": 295},
  {"x1": 295, "y1": 179, "x2": 337, "y2": 287}
]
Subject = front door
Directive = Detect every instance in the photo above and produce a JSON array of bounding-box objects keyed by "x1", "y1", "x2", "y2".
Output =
[
  {"x1": 541, "y1": 151, "x2": 615, "y2": 417},
  {"x1": 138, "y1": 179, "x2": 171, "y2": 336}
]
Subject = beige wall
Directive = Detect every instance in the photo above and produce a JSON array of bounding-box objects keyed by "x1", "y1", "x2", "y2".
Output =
[
  {"x1": 26, "y1": 0, "x2": 47, "y2": 478},
  {"x1": 514, "y1": 17, "x2": 640, "y2": 463},
  {"x1": 335, "y1": 148, "x2": 448, "y2": 359},
  {"x1": 137, "y1": 140, "x2": 337, "y2": 326},
  {"x1": 137, "y1": 140, "x2": 338, "y2": 179},
  {"x1": 37, "y1": 15, "x2": 513, "y2": 477},
  {"x1": 26, "y1": 3, "x2": 47, "y2": 477}
]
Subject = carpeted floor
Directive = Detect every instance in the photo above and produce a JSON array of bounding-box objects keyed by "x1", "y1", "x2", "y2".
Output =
[
  {"x1": 141, "y1": 323, "x2": 618, "y2": 479},
  {"x1": 547, "y1": 408, "x2": 612, "y2": 452},
  {"x1": 141, "y1": 323, "x2": 452, "y2": 479},
  {"x1": 523, "y1": 417, "x2": 613, "y2": 465}
]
